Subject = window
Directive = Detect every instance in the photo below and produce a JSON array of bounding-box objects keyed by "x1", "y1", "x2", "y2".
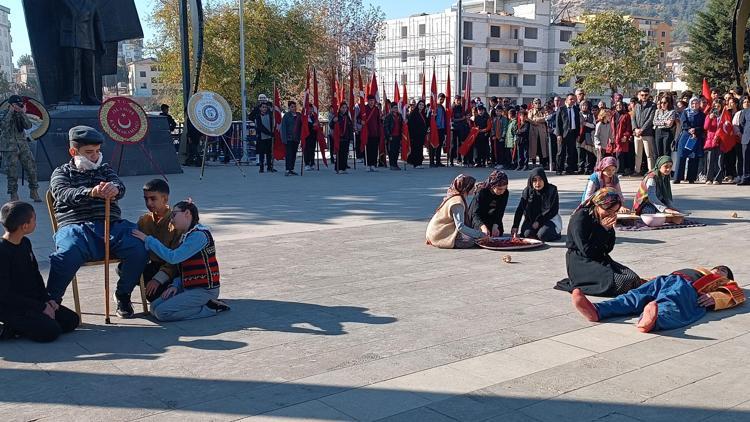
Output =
[
  {"x1": 559, "y1": 53, "x2": 567, "y2": 65},
  {"x1": 523, "y1": 51, "x2": 537, "y2": 63},
  {"x1": 508, "y1": 74, "x2": 518, "y2": 87},
  {"x1": 140, "y1": 83, "x2": 147, "y2": 89},
  {"x1": 419, "y1": 49, "x2": 426, "y2": 61},
  {"x1": 661, "y1": 31, "x2": 666, "y2": 37},
  {"x1": 489, "y1": 73, "x2": 499, "y2": 87},
  {"x1": 490, "y1": 25, "x2": 500, "y2": 38},
  {"x1": 558, "y1": 76, "x2": 570, "y2": 87},
  {"x1": 660, "y1": 52, "x2": 665, "y2": 58},
  {"x1": 524, "y1": 27, "x2": 538, "y2": 39},
  {"x1": 400, "y1": 26, "x2": 407, "y2": 38},
  {"x1": 462, "y1": 46, "x2": 472, "y2": 65},
  {"x1": 419, "y1": 24, "x2": 426, "y2": 36},
  {"x1": 490, "y1": 50, "x2": 500, "y2": 63},
  {"x1": 512, "y1": 28, "x2": 519, "y2": 39},
  {"x1": 401, "y1": 73, "x2": 407, "y2": 85},
  {"x1": 522, "y1": 74, "x2": 536, "y2": 86},
  {"x1": 400, "y1": 50, "x2": 407, "y2": 62},
  {"x1": 462, "y1": 71, "x2": 471, "y2": 90},
  {"x1": 139, "y1": 71, "x2": 146, "y2": 77},
  {"x1": 560, "y1": 30, "x2": 572, "y2": 42},
  {"x1": 463, "y1": 21, "x2": 473, "y2": 40},
  {"x1": 512, "y1": 52, "x2": 518, "y2": 63}
]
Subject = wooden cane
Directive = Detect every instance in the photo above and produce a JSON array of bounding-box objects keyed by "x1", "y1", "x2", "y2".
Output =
[{"x1": 104, "y1": 197, "x2": 111, "y2": 324}]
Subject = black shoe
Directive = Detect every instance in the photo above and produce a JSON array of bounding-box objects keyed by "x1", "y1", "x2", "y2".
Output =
[
  {"x1": 259, "y1": 167, "x2": 265, "y2": 173},
  {"x1": 290, "y1": 170, "x2": 298, "y2": 175},
  {"x1": 115, "y1": 294, "x2": 135, "y2": 319},
  {"x1": 268, "y1": 168, "x2": 278, "y2": 173},
  {"x1": 556, "y1": 171, "x2": 563, "y2": 175},
  {"x1": 673, "y1": 180, "x2": 681, "y2": 184},
  {"x1": 206, "y1": 299, "x2": 231, "y2": 313}
]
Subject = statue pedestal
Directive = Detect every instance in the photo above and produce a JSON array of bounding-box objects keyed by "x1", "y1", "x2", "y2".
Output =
[{"x1": 32, "y1": 105, "x2": 182, "y2": 181}]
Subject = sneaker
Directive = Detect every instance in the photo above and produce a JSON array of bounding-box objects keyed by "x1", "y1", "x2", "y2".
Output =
[
  {"x1": 368, "y1": 166, "x2": 376, "y2": 172},
  {"x1": 713, "y1": 181, "x2": 722, "y2": 185},
  {"x1": 339, "y1": 170, "x2": 348, "y2": 174},
  {"x1": 289, "y1": 170, "x2": 299, "y2": 176},
  {"x1": 206, "y1": 299, "x2": 231, "y2": 313},
  {"x1": 115, "y1": 294, "x2": 135, "y2": 319},
  {"x1": 285, "y1": 170, "x2": 291, "y2": 176},
  {"x1": 0, "y1": 322, "x2": 17, "y2": 340},
  {"x1": 415, "y1": 165, "x2": 424, "y2": 169},
  {"x1": 304, "y1": 165, "x2": 312, "y2": 171},
  {"x1": 268, "y1": 168, "x2": 278, "y2": 173},
  {"x1": 259, "y1": 167, "x2": 265, "y2": 174}
]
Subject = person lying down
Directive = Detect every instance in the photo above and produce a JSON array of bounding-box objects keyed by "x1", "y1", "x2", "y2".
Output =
[{"x1": 571, "y1": 265, "x2": 744, "y2": 333}]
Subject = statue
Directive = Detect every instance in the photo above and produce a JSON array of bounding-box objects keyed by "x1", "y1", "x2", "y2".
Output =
[
  {"x1": 733, "y1": 0, "x2": 750, "y2": 90},
  {"x1": 23, "y1": 0, "x2": 143, "y2": 106}
]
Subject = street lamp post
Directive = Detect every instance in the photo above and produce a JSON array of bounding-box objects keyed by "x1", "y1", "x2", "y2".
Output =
[{"x1": 239, "y1": 0, "x2": 249, "y2": 163}]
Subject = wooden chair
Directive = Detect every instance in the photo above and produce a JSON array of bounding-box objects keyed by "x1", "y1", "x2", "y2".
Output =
[{"x1": 46, "y1": 190, "x2": 148, "y2": 319}]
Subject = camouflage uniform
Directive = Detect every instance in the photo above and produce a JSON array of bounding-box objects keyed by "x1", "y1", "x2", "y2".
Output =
[{"x1": 0, "y1": 109, "x2": 38, "y2": 197}]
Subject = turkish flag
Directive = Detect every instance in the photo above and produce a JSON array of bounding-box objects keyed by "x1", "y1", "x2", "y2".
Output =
[
  {"x1": 358, "y1": 69, "x2": 368, "y2": 152},
  {"x1": 331, "y1": 71, "x2": 341, "y2": 154},
  {"x1": 394, "y1": 77, "x2": 400, "y2": 105},
  {"x1": 428, "y1": 65, "x2": 440, "y2": 148},
  {"x1": 401, "y1": 82, "x2": 410, "y2": 161},
  {"x1": 369, "y1": 71, "x2": 385, "y2": 156},
  {"x1": 702, "y1": 78, "x2": 712, "y2": 114},
  {"x1": 300, "y1": 66, "x2": 311, "y2": 149},
  {"x1": 716, "y1": 109, "x2": 739, "y2": 153},
  {"x1": 272, "y1": 83, "x2": 285, "y2": 160},
  {"x1": 458, "y1": 127, "x2": 480, "y2": 157},
  {"x1": 313, "y1": 68, "x2": 328, "y2": 166},
  {"x1": 445, "y1": 70, "x2": 452, "y2": 158}
]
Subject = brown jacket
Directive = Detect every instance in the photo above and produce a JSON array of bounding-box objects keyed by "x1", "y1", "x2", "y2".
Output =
[
  {"x1": 426, "y1": 196, "x2": 465, "y2": 249},
  {"x1": 138, "y1": 209, "x2": 182, "y2": 283}
]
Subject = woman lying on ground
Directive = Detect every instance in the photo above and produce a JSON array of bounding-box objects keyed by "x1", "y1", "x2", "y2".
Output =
[
  {"x1": 426, "y1": 174, "x2": 488, "y2": 249},
  {"x1": 468, "y1": 170, "x2": 509, "y2": 238},
  {"x1": 555, "y1": 188, "x2": 643, "y2": 297},
  {"x1": 510, "y1": 168, "x2": 562, "y2": 241}
]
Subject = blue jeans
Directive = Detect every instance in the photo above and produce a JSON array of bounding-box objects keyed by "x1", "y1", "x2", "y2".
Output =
[
  {"x1": 595, "y1": 275, "x2": 706, "y2": 331},
  {"x1": 47, "y1": 220, "x2": 149, "y2": 302},
  {"x1": 151, "y1": 286, "x2": 220, "y2": 321}
]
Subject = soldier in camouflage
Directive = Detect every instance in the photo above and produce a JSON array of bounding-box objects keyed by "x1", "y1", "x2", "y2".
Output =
[{"x1": 1, "y1": 95, "x2": 40, "y2": 202}]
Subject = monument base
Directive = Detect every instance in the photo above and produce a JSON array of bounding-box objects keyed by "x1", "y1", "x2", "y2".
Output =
[{"x1": 31, "y1": 105, "x2": 183, "y2": 181}]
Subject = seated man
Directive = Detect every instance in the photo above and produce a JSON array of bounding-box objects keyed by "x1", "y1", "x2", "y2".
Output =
[
  {"x1": 572, "y1": 266, "x2": 744, "y2": 333},
  {"x1": 47, "y1": 126, "x2": 148, "y2": 318},
  {"x1": 137, "y1": 179, "x2": 182, "y2": 302}
]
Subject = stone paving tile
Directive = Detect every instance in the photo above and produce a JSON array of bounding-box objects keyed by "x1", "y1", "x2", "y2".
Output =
[{"x1": 2, "y1": 166, "x2": 750, "y2": 421}]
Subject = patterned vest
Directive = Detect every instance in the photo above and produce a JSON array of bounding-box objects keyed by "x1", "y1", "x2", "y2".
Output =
[{"x1": 179, "y1": 227, "x2": 220, "y2": 289}]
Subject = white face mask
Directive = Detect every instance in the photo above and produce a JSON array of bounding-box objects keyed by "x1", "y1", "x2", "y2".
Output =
[{"x1": 74, "y1": 154, "x2": 103, "y2": 171}]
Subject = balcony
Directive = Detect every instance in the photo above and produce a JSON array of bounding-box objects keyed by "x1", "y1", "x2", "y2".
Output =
[
  {"x1": 487, "y1": 62, "x2": 523, "y2": 72},
  {"x1": 488, "y1": 86, "x2": 522, "y2": 95},
  {"x1": 487, "y1": 37, "x2": 523, "y2": 47}
]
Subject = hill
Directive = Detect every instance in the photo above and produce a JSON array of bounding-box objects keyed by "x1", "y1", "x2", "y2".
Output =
[{"x1": 552, "y1": 0, "x2": 708, "y2": 42}]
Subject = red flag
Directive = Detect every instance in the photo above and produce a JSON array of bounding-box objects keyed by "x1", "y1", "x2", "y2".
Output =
[
  {"x1": 331, "y1": 71, "x2": 341, "y2": 155},
  {"x1": 369, "y1": 71, "x2": 385, "y2": 156},
  {"x1": 349, "y1": 66, "x2": 355, "y2": 122},
  {"x1": 394, "y1": 76, "x2": 400, "y2": 106},
  {"x1": 313, "y1": 68, "x2": 328, "y2": 166},
  {"x1": 463, "y1": 66, "x2": 472, "y2": 115},
  {"x1": 358, "y1": 68, "x2": 369, "y2": 152},
  {"x1": 716, "y1": 109, "x2": 740, "y2": 153},
  {"x1": 421, "y1": 63, "x2": 426, "y2": 102},
  {"x1": 428, "y1": 64, "x2": 440, "y2": 148},
  {"x1": 401, "y1": 82, "x2": 410, "y2": 161},
  {"x1": 458, "y1": 126, "x2": 480, "y2": 156},
  {"x1": 445, "y1": 68, "x2": 452, "y2": 159},
  {"x1": 702, "y1": 78, "x2": 712, "y2": 114},
  {"x1": 272, "y1": 83, "x2": 285, "y2": 161},
  {"x1": 300, "y1": 66, "x2": 311, "y2": 149}
]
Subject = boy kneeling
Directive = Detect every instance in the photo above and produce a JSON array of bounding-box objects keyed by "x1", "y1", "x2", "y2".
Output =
[{"x1": 1, "y1": 202, "x2": 79, "y2": 341}]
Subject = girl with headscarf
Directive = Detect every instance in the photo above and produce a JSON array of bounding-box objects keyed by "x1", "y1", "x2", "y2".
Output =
[
  {"x1": 674, "y1": 97, "x2": 705, "y2": 183},
  {"x1": 407, "y1": 100, "x2": 428, "y2": 169},
  {"x1": 510, "y1": 168, "x2": 562, "y2": 241},
  {"x1": 555, "y1": 188, "x2": 642, "y2": 297},
  {"x1": 468, "y1": 170, "x2": 509, "y2": 237},
  {"x1": 633, "y1": 155, "x2": 682, "y2": 215},
  {"x1": 580, "y1": 156, "x2": 627, "y2": 212},
  {"x1": 426, "y1": 174, "x2": 487, "y2": 249}
]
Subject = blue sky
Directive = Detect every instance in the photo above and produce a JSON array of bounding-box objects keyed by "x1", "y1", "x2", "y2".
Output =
[{"x1": 6, "y1": 0, "x2": 454, "y2": 66}]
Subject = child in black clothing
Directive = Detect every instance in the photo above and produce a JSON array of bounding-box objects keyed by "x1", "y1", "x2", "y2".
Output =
[
  {"x1": 515, "y1": 110, "x2": 531, "y2": 171},
  {"x1": 0, "y1": 202, "x2": 79, "y2": 342}
]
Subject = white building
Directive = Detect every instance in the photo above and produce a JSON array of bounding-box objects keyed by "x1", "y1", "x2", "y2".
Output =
[
  {"x1": 119, "y1": 39, "x2": 144, "y2": 63},
  {"x1": 15, "y1": 64, "x2": 36, "y2": 86},
  {"x1": 0, "y1": 5, "x2": 13, "y2": 83},
  {"x1": 127, "y1": 58, "x2": 163, "y2": 97},
  {"x1": 375, "y1": 0, "x2": 583, "y2": 105}
]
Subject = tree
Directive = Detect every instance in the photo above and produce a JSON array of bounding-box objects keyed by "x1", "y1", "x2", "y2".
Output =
[
  {"x1": 149, "y1": 0, "x2": 335, "y2": 119},
  {"x1": 562, "y1": 12, "x2": 662, "y2": 95},
  {"x1": 0, "y1": 72, "x2": 11, "y2": 101},
  {"x1": 16, "y1": 54, "x2": 34, "y2": 68},
  {"x1": 684, "y1": 0, "x2": 750, "y2": 92}
]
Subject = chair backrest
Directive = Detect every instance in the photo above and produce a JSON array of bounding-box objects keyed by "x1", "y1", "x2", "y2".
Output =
[{"x1": 45, "y1": 190, "x2": 59, "y2": 234}]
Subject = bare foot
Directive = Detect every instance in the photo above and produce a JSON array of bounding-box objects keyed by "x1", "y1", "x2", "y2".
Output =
[
  {"x1": 637, "y1": 301, "x2": 658, "y2": 333},
  {"x1": 572, "y1": 289, "x2": 599, "y2": 322}
]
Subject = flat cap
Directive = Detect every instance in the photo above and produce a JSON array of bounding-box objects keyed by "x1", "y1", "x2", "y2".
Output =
[{"x1": 69, "y1": 125, "x2": 105, "y2": 145}]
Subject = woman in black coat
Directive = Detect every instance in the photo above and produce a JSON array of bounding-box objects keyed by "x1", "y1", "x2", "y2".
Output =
[
  {"x1": 468, "y1": 170, "x2": 509, "y2": 237},
  {"x1": 555, "y1": 187, "x2": 642, "y2": 297},
  {"x1": 511, "y1": 168, "x2": 562, "y2": 241},
  {"x1": 407, "y1": 100, "x2": 428, "y2": 168}
]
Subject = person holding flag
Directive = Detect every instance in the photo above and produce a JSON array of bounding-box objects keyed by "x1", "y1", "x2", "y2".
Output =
[
  {"x1": 384, "y1": 102, "x2": 404, "y2": 170},
  {"x1": 330, "y1": 102, "x2": 354, "y2": 174},
  {"x1": 428, "y1": 93, "x2": 448, "y2": 167},
  {"x1": 451, "y1": 95, "x2": 469, "y2": 166},
  {"x1": 362, "y1": 95, "x2": 382, "y2": 172}
]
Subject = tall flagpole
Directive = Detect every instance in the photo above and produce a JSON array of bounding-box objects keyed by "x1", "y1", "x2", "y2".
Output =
[
  {"x1": 239, "y1": 0, "x2": 249, "y2": 163},
  {"x1": 179, "y1": 0, "x2": 191, "y2": 165}
]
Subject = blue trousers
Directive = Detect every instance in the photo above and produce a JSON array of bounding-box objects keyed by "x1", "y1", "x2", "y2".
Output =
[
  {"x1": 47, "y1": 220, "x2": 149, "y2": 302},
  {"x1": 595, "y1": 275, "x2": 706, "y2": 331},
  {"x1": 151, "y1": 286, "x2": 220, "y2": 322}
]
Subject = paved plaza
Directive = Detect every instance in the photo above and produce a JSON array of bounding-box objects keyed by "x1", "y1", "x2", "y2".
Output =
[{"x1": 1, "y1": 162, "x2": 749, "y2": 422}]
